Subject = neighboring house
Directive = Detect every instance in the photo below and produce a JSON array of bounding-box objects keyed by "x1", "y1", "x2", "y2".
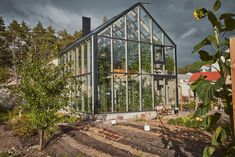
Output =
[
  {"x1": 188, "y1": 71, "x2": 221, "y2": 83},
  {"x1": 200, "y1": 62, "x2": 219, "y2": 72},
  {"x1": 178, "y1": 73, "x2": 193, "y2": 103},
  {"x1": 59, "y1": 2, "x2": 178, "y2": 116}
]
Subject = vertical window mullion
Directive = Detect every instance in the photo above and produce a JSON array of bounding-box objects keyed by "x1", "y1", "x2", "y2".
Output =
[
  {"x1": 81, "y1": 44, "x2": 85, "y2": 112},
  {"x1": 150, "y1": 18, "x2": 155, "y2": 110},
  {"x1": 111, "y1": 25, "x2": 114, "y2": 112},
  {"x1": 138, "y1": 6, "x2": 142, "y2": 111},
  {"x1": 124, "y1": 14, "x2": 129, "y2": 112}
]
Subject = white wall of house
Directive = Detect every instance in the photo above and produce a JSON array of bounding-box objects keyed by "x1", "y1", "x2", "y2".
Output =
[{"x1": 178, "y1": 73, "x2": 193, "y2": 99}]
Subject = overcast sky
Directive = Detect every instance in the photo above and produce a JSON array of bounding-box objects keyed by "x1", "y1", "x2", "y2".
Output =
[{"x1": 1, "y1": 0, "x2": 235, "y2": 67}]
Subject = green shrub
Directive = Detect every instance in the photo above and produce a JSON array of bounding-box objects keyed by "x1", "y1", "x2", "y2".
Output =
[
  {"x1": 0, "y1": 151, "x2": 21, "y2": 157},
  {"x1": 183, "y1": 102, "x2": 196, "y2": 111},
  {"x1": 168, "y1": 115, "x2": 206, "y2": 130},
  {"x1": 7, "y1": 108, "x2": 37, "y2": 136}
]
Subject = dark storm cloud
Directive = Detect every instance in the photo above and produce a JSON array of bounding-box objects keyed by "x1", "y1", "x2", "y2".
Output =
[{"x1": 0, "y1": 0, "x2": 235, "y2": 67}]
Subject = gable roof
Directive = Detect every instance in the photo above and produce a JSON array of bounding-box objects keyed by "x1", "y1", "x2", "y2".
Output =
[
  {"x1": 188, "y1": 71, "x2": 221, "y2": 83},
  {"x1": 60, "y1": 2, "x2": 176, "y2": 56}
]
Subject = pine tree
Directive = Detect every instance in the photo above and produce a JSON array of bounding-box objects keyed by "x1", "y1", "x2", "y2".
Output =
[
  {"x1": 6, "y1": 20, "x2": 22, "y2": 84},
  {"x1": 57, "y1": 29, "x2": 74, "y2": 51},
  {"x1": 0, "y1": 17, "x2": 11, "y2": 67},
  {"x1": 30, "y1": 22, "x2": 57, "y2": 60}
]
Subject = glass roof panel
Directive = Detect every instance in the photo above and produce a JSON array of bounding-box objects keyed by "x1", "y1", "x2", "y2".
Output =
[
  {"x1": 152, "y1": 23, "x2": 163, "y2": 45},
  {"x1": 164, "y1": 35, "x2": 174, "y2": 46},
  {"x1": 140, "y1": 7, "x2": 150, "y2": 42},
  {"x1": 127, "y1": 7, "x2": 138, "y2": 41},
  {"x1": 113, "y1": 17, "x2": 125, "y2": 39},
  {"x1": 98, "y1": 26, "x2": 111, "y2": 37}
]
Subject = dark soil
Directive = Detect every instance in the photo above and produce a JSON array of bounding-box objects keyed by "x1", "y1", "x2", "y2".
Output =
[
  {"x1": 70, "y1": 130, "x2": 137, "y2": 157},
  {"x1": 0, "y1": 118, "x2": 219, "y2": 157}
]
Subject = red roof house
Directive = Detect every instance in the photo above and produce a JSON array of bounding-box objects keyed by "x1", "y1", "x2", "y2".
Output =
[{"x1": 188, "y1": 71, "x2": 221, "y2": 83}]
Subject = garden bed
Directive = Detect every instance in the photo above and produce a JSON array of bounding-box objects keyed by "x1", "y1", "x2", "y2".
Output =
[{"x1": 0, "y1": 117, "x2": 218, "y2": 157}]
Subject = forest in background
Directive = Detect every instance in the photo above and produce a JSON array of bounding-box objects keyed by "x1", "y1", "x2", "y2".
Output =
[{"x1": 0, "y1": 17, "x2": 82, "y2": 84}]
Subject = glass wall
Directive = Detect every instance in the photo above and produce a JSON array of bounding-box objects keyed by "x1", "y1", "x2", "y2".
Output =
[
  {"x1": 60, "y1": 38, "x2": 92, "y2": 113},
  {"x1": 60, "y1": 4, "x2": 177, "y2": 114}
]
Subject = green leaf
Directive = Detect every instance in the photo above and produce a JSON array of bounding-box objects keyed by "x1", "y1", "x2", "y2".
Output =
[
  {"x1": 220, "y1": 38, "x2": 229, "y2": 47},
  {"x1": 198, "y1": 50, "x2": 213, "y2": 61},
  {"x1": 191, "y1": 76, "x2": 225, "y2": 115},
  {"x1": 209, "y1": 112, "x2": 221, "y2": 129},
  {"x1": 224, "y1": 17, "x2": 235, "y2": 31},
  {"x1": 203, "y1": 146, "x2": 215, "y2": 157},
  {"x1": 207, "y1": 11, "x2": 220, "y2": 28},
  {"x1": 194, "y1": 104, "x2": 210, "y2": 117},
  {"x1": 213, "y1": 0, "x2": 221, "y2": 11},
  {"x1": 220, "y1": 60, "x2": 231, "y2": 75},
  {"x1": 220, "y1": 13, "x2": 235, "y2": 20},
  {"x1": 192, "y1": 35, "x2": 215, "y2": 53},
  {"x1": 211, "y1": 126, "x2": 222, "y2": 146}
]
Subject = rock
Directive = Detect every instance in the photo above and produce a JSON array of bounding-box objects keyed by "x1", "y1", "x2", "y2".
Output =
[{"x1": 31, "y1": 145, "x2": 39, "y2": 150}]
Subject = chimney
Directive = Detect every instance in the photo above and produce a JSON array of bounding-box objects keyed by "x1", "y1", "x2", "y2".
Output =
[{"x1": 82, "y1": 17, "x2": 91, "y2": 36}]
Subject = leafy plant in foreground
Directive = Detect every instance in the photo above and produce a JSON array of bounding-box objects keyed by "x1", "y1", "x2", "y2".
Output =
[
  {"x1": 191, "y1": 0, "x2": 235, "y2": 156},
  {"x1": 17, "y1": 58, "x2": 79, "y2": 150}
]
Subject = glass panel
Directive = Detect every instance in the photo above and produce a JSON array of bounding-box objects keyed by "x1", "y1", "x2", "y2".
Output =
[
  {"x1": 127, "y1": 7, "x2": 138, "y2": 40},
  {"x1": 81, "y1": 75, "x2": 92, "y2": 113},
  {"x1": 98, "y1": 37, "x2": 111, "y2": 74},
  {"x1": 81, "y1": 43, "x2": 87, "y2": 74},
  {"x1": 140, "y1": 7, "x2": 150, "y2": 42},
  {"x1": 71, "y1": 49, "x2": 76, "y2": 76},
  {"x1": 128, "y1": 41, "x2": 138, "y2": 73},
  {"x1": 141, "y1": 43, "x2": 151, "y2": 74},
  {"x1": 166, "y1": 79, "x2": 176, "y2": 106},
  {"x1": 164, "y1": 35, "x2": 174, "y2": 46},
  {"x1": 154, "y1": 64, "x2": 164, "y2": 75},
  {"x1": 113, "y1": 39, "x2": 125, "y2": 71},
  {"x1": 98, "y1": 26, "x2": 111, "y2": 37},
  {"x1": 87, "y1": 40, "x2": 92, "y2": 75},
  {"x1": 154, "y1": 78, "x2": 165, "y2": 106},
  {"x1": 98, "y1": 74, "x2": 111, "y2": 113},
  {"x1": 142, "y1": 75, "x2": 152, "y2": 110},
  {"x1": 60, "y1": 54, "x2": 65, "y2": 73},
  {"x1": 74, "y1": 76, "x2": 82, "y2": 111},
  {"x1": 154, "y1": 46, "x2": 164, "y2": 62},
  {"x1": 128, "y1": 74, "x2": 139, "y2": 111},
  {"x1": 113, "y1": 17, "x2": 125, "y2": 39},
  {"x1": 153, "y1": 23, "x2": 163, "y2": 45},
  {"x1": 75, "y1": 46, "x2": 81, "y2": 75},
  {"x1": 114, "y1": 74, "x2": 126, "y2": 112},
  {"x1": 97, "y1": 37, "x2": 111, "y2": 113},
  {"x1": 165, "y1": 47, "x2": 175, "y2": 75}
]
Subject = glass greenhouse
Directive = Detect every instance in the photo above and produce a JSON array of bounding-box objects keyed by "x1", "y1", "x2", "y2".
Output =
[{"x1": 59, "y1": 2, "x2": 178, "y2": 115}]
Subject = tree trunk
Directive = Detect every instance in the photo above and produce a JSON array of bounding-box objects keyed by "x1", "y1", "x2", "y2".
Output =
[
  {"x1": 12, "y1": 48, "x2": 18, "y2": 86},
  {"x1": 39, "y1": 129, "x2": 44, "y2": 151}
]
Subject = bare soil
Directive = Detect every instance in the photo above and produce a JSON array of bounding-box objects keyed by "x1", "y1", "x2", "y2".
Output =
[{"x1": 0, "y1": 118, "x2": 216, "y2": 157}]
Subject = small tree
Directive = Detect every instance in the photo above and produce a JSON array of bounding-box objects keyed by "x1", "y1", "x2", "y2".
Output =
[
  {"x1": 18, "y1": 57, "x2": 77, "y2": 150},
  {"x1": 191, "y1": 0, "x2": 235, "y2": 156}
]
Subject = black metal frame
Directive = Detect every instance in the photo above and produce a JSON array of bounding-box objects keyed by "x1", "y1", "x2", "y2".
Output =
[{"x1": 59, "y1": 2, "x2": 179, "y2": 114}]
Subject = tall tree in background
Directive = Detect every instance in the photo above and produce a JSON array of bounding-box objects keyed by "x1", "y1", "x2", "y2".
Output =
[
  {"x1": 31, "y1": 22, "x2": 57, "y2": 59},
  {"x1": 6, "y1": 20, "x2": 30, "y2": 85},
  {"x1": 0, "y1": 17, "x2": 11, "y2": 83},
  {"x1": 57, "y1": 29, "x2": 75, "y2": 51},
  {"x1": 0, "y1": 17, "x2": 10, "y2": 67}
]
